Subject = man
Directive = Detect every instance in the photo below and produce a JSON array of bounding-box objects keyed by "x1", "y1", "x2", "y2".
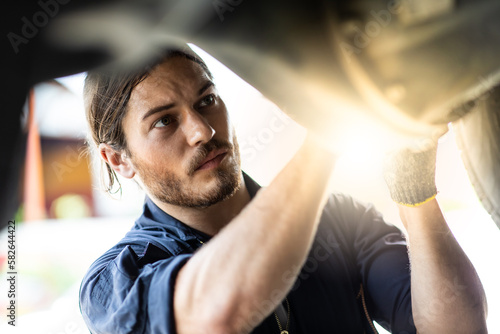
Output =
[{"x1": 80, "y1": 48, "x2": 487, "y2": 333}]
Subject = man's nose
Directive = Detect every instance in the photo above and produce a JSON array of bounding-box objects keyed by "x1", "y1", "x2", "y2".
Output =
[{"x1": 182, "y1": 109, "x2": 215, "y2": 147}]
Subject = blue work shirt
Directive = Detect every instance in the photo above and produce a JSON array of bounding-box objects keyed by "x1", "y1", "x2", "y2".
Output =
[{"x1": 80, "y1": 173, "x2": 416, "y2": 333}]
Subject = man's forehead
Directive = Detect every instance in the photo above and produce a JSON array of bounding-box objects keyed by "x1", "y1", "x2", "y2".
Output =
[
  {"x1": 133, "y1": 57, "x2": 209, "y2": 97},
  {"x1": 127, "y1": 57, "x2": 212, "y2": 117},
  {"x1": 148, "y1": 57, "x2": 208, "y2": 85}
]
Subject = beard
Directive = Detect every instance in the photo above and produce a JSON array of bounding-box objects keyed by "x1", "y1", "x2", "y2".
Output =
[{"x1": 131, "y1": 136, "x2": 242, "y2": 208}]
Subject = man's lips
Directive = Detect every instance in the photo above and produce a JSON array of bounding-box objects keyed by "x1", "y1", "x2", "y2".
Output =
[{"x1": 195, "y1": 149, "x2": 228, "y2": 171}]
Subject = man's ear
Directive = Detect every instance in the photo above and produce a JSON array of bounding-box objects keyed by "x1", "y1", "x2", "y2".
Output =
[{"x1": 99, "y1": 143, "x2": 135, "y2": 179}]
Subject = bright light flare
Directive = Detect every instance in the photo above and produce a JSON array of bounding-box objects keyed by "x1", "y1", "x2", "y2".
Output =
[{"x1": 337, "y1": 134, "x2": 384, "y2": 165}]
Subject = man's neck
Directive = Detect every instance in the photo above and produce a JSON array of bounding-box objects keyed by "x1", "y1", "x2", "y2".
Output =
[{"x1": 150, "y1": 173, "x2": 251, "y2": 236}]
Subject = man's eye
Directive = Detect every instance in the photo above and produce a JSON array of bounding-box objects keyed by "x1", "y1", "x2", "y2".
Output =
[
  {"x1": 199, "y1": 94, "x2": 215, "y2": 107},
  {"x1": 153, "y1": 116, "x2": 172, "y2": 128}
]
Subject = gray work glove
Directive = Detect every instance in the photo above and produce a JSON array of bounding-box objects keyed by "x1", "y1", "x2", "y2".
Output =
[{"x1": 383, "y1": 141, "x2": 438, "y2": 207}]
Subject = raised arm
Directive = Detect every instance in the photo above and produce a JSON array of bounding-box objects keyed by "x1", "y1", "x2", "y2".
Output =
[
  {"x1": 384, "y1": 141, "x2": 487, "y2": 333},
  {"x1": 174, "y1": 134, "x2": 336, "y2": 333},
  {"x1": 400, "y1": 199, "x2": 487, "y2": 333}
]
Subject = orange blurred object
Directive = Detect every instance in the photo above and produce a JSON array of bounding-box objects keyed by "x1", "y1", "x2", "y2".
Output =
[{"x1": 24, "y1": 89, "x2": 46, "y2": 221}]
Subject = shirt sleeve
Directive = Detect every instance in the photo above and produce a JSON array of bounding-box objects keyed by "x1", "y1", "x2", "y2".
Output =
[
  {"x1": 332, "y1": 194, "x2": 417, "y2": 333},
  {"x1": 80, "y1": 243, "x2": 192, "y2": 334}
]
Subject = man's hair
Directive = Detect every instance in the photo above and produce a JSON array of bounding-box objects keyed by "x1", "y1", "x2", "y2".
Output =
[{"x1": 84, "y1": 48, "x2": 213, "y2": 194}]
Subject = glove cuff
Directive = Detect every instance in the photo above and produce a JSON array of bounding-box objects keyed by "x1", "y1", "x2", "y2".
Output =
[{"x1": 383, "y1": 146, "x2": 438, "y2": 207}]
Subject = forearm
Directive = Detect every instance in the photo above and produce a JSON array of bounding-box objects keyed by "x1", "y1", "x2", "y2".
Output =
[
  {"x1": 400, "y1": 199, "x2": 487, "y2": 333},
  {"x1": 175, "y1": 134, "x2": 336, "y2": 333}
]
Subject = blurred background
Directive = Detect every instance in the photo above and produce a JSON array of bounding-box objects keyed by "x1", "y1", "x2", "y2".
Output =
[{"x1": 0, "y1": 45, "x2": 499, "y2": 333}]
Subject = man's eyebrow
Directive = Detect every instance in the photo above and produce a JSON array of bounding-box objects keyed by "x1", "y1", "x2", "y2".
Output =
[
  {"x1": 141, "y1": 81, "x2": 214, "y2": 122},
  {"x1": 199, "y1": 81, "x2": 214, "y2": 95},
  {"x1": 141, "y1": 103, "x2": 175, "y2": 122}
]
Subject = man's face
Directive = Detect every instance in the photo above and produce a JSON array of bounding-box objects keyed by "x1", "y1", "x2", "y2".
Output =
[{"x1": 122, "y1": 56, "x2": 242, "y2": 208}]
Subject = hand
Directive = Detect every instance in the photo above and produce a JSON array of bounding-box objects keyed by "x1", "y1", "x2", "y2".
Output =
[{"x1": 383, "y1": 138, "x2": 438, "y2": 207}]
